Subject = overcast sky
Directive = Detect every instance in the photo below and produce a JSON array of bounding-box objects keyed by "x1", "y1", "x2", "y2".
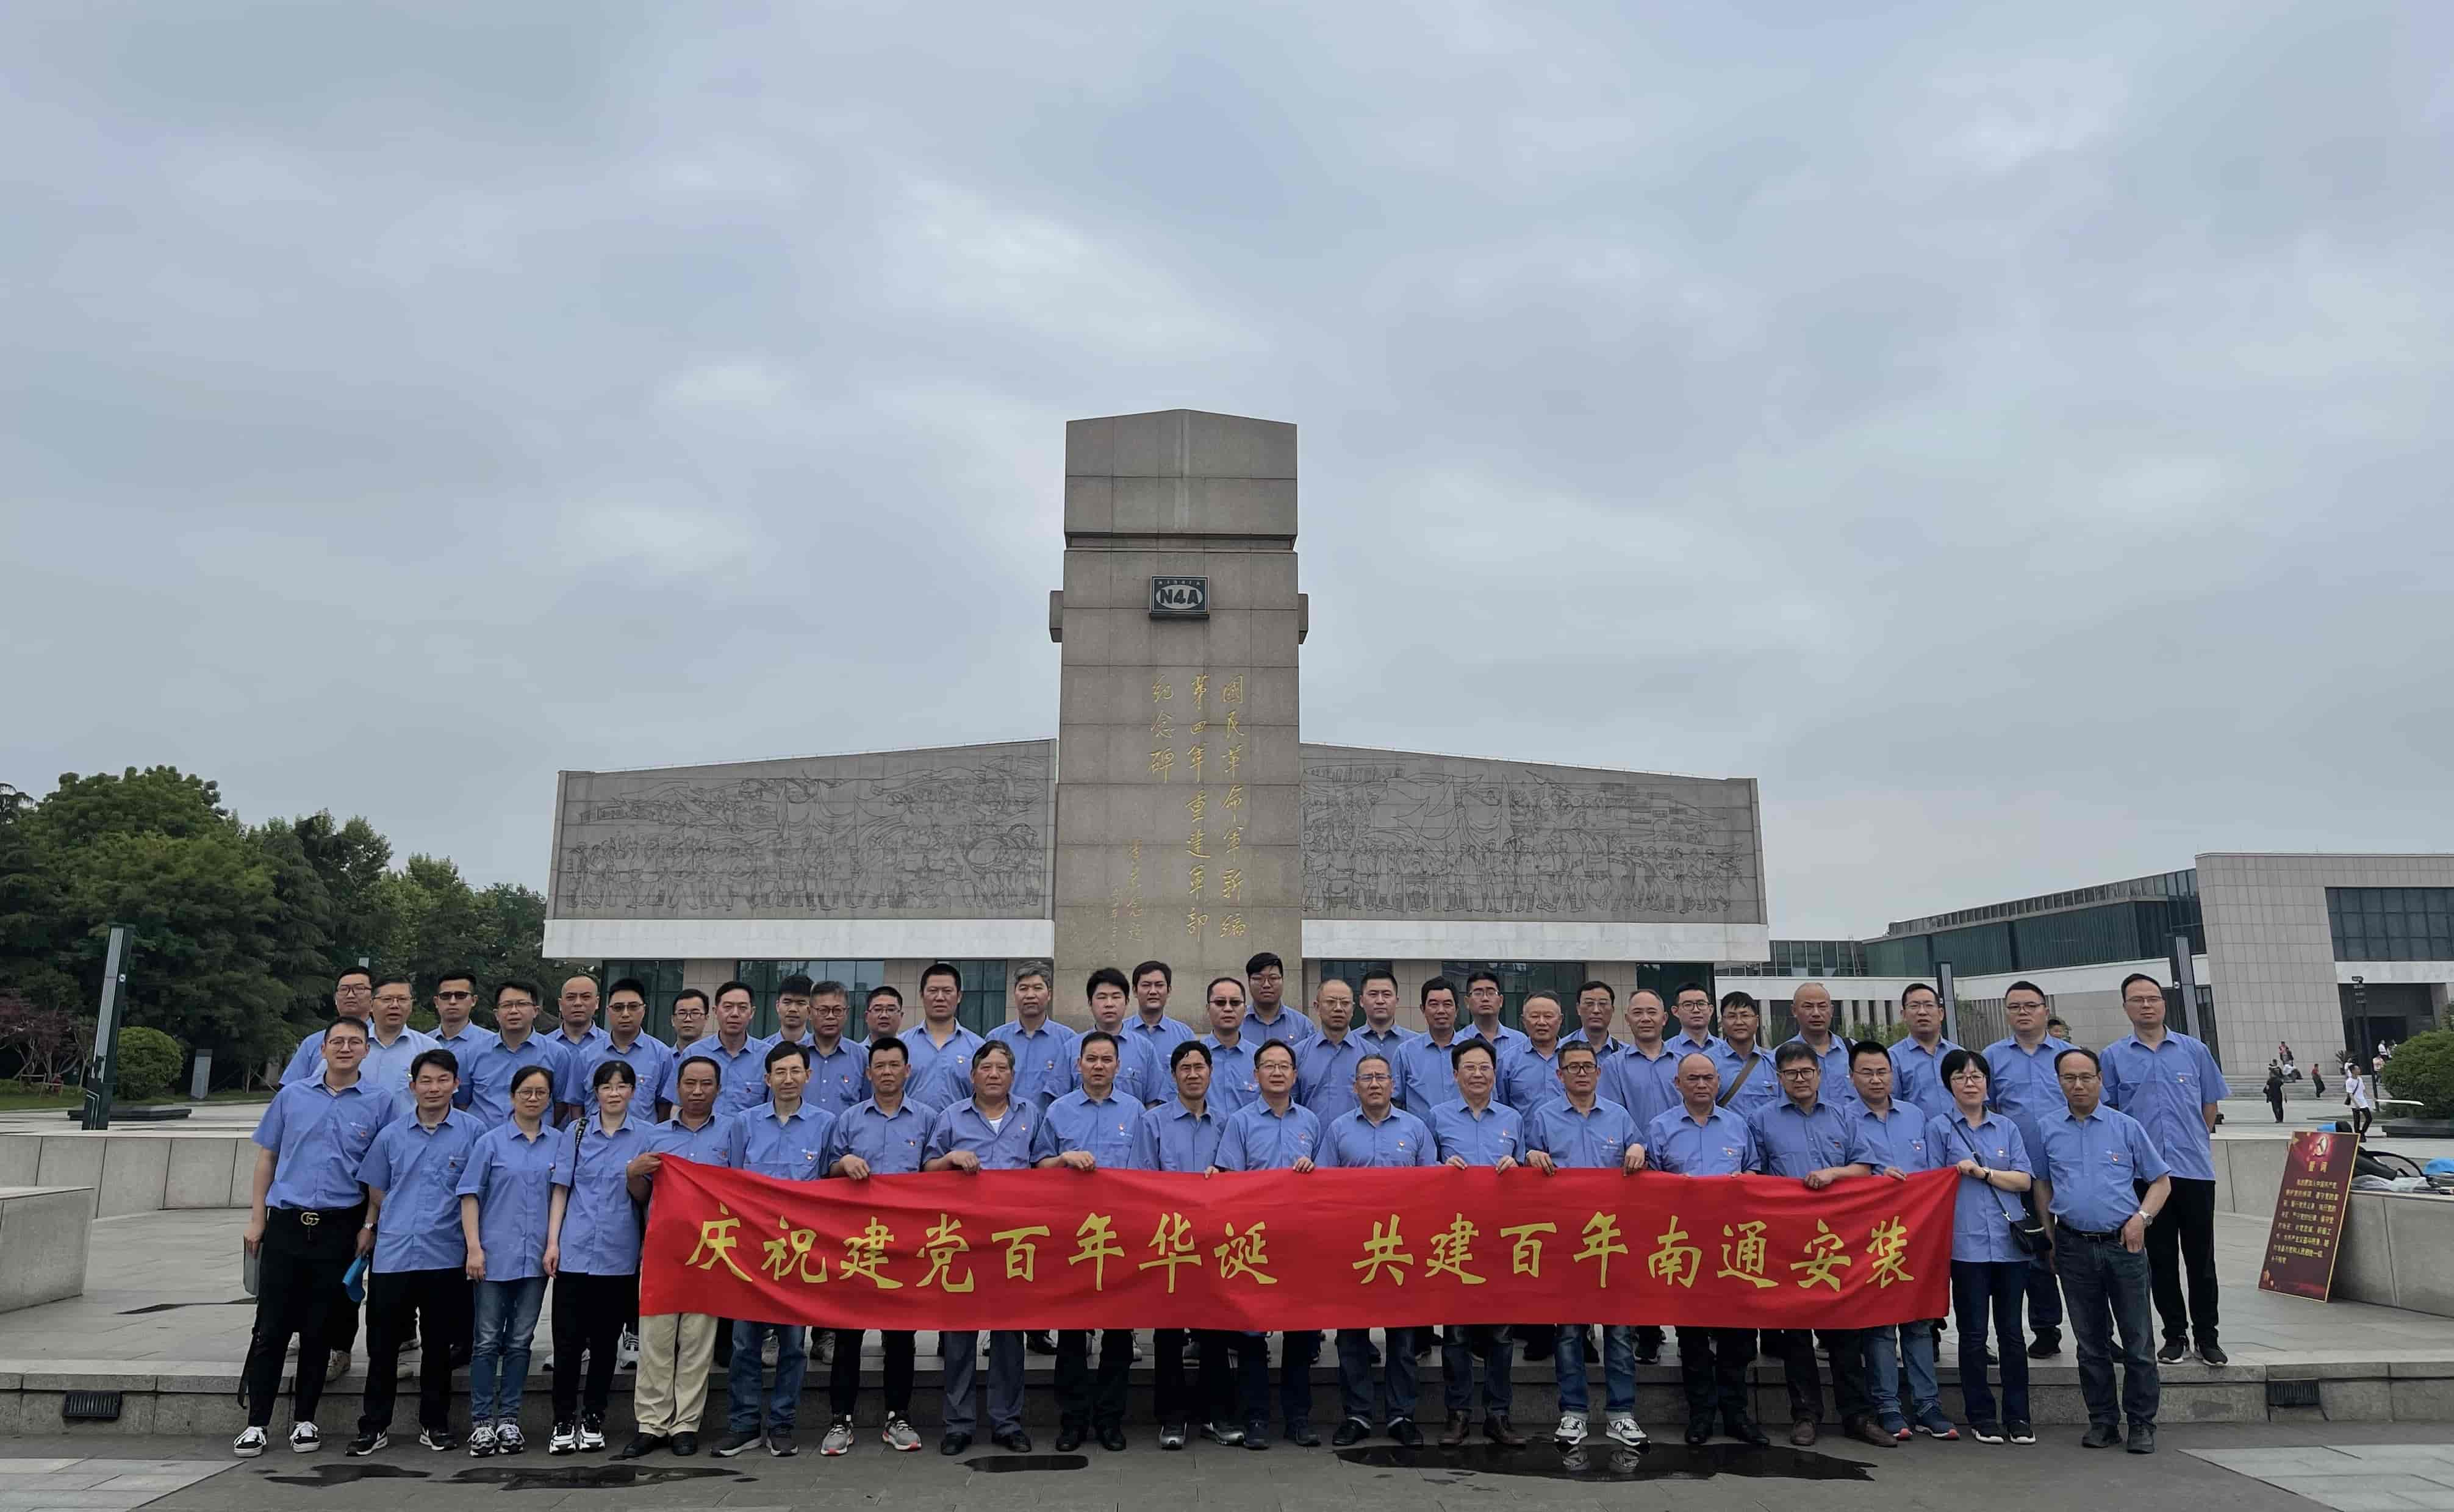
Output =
[{"x1": 6, "y1": 3, "x2": 2450, "y2": 938}]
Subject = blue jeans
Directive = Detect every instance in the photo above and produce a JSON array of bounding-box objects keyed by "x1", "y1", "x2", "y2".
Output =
[
  {"x1": 1952, "y1": 1260, "x2": 2032, "y2": 1425},
  {"x1": 1865, "y1": 1319, "x2": 1940, "y2": 1421},
  {"x1": 1554, "y1": 1323, "x2": 1635, "y2": 1416},
  {"x1": 470, "y1": 1277, "x2": 547, "y2": 1424},
  {"x1": 727, "y1": 1321, "x2": 806, "y2": 1434},
  {"x1": 1441, "y1": 1325, "x2": 1513, "y2": 1416},
  {"x1": 2060, "y1": 1234, "x2": 2159, "y2": 1429}
]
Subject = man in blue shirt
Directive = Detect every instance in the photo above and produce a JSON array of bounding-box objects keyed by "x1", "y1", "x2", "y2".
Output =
[
  {"x1": 429, "y1": 971, "x2": 497, "y2": 1063},
  {"x1": 280, "y1": 968, "x2": 375, "y2": 1086},
  {"x1": 353, "y1": 1048, "x2": 481, "y2": 1455},
  {"x1": 566, "y1": 978, "x2": 673, "y2": 1123},
  {"x1": 1460, "y1": 970, "x2": 1529, "y2": 1058},
  {"x1": 1502, "y1": 992, "x2": 1571, "y2": 1117},
  {"x1": 1394, "y1": 976, "x2": 1469, "y2": 1113},
  {"x1": 1130, "y1": 1041, "x2": 1239, "y2": 1452},
  {"x1": 670, "y1": 983, "x2": 772, "y2": 1117},
  {"x1": 1213, "y1": 1039, "x2": 1326, "y2": 1450},
  {"x1": 1523, "y1": 1041, "x2": 1648, "y2": 1449},
  {"x1": 1353, "y1": 970, "x2": 1416, "y2": 1081},
  {"x1": 1983, "y1": 980, "x2": 2075, "y2": 1361},
  {"x1": 1296, "y1": 976, "x2": 1372, "y2": 1122},
  {"x1": 321, "y1": 978, "x2": 436, "y2": 1100},
  {"x1": 1196, "y1": 975, "x2": 1263, "y2": 1113},
  {"x1": 795, "y1": 980, "x2": 870, "y2": 1120},
  {"x1": 1125, "y1": 959, "x2": 1197, "y2": 1056},
  {"x1": 904, "y1": 961, "x2": 988, "y2": 1111},
  {"x1": 2099, "y1": 973, "x2": 2230, "y2": 1368},
  {"x1": 626, "y1": 1055, "x2": 733, "y2": 1460},
  {"x1": 924, "y1": 1041, "x2": 1049, "y2": 1457},
  {"x1": 1710, "y1": 992, "x2": 1781, "y2": 1120},
  {"x1": 1322, "y1": 1055, "x2": 1437, "y2": 1449},
  {"x1": 1243, "y1": 951, "x2": 1317, "y2": 1047},
  {"x1": 1570, "y1": 980, "x2": 1629, "y2": 1062},
  {"x1": 1846, "y1": 1042, "x2": 1952, "y2": 1441},
  {"x1": 1430, "y1": 1041, "x2": 1524, "y2": 1447},
  {"x1": 1889, "y1": 982, "x2": 1961, "y2": 1121},
  {"x1": 238, "y1": 1017, "x2": 398, "y2": 1457},
  {"x1": 1039, "y1": 1030, "x2": 1142, "y2": 1453},
  {"x1": 461, "y1": 981, "x2": 572, "y2": 1128},
  {"x1": 548, "y1": 975, "x2": 612, "y2": 1115},
  {"x1": 816, "y1": 1037, "x2": 933, "y2": 1458},
  {"x1": 1075, "y1": 967, "x2": 1169, "y2": 1103},
  {"x1": 1779, "y1": 983, "x2": 1859, "y2": 1116},
  {"x1": 1749, "y1": 1044, "x2": 1890, "y2": 1451},
  {"x1": 1607, "y1": 989, "x2": 1683, "y2": 1129},
  {"x1": 713, "y1": 1043, "x2": 835, "y2": 1460},
  {"x1": 2040, "y1": 1047, "x2": 2173, "y2": 1455},
  {"x1": 988, "y1": 965, "x2": 1077, "y2": 1111},
  {"x1": 1665, "y1": 982, "x2": 1721, "y2": 1061},
  {"x1": 1649, "y1": 1053, "x2": 1770, "y2": 1449}
]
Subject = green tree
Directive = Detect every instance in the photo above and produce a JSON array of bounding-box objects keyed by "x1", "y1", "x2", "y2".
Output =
[{"x1": 2378, "y1": 1031, "x2": 2454, "y2": 1121}]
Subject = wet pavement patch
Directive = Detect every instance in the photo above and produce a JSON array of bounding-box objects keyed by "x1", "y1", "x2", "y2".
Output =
[
  {"x1": 263, "y1": 1464, "x2": 431, "y2": 1487},
  {"x1": 263, "y1": 1463, "x2": 749, "y2": 1492},
  {"x1": 1335, "y1": 1443, "x2": 1876, "y2": 1483},
  {"x1": 962, "y1": 1453, "x2": 1090, "y2": 1472}
]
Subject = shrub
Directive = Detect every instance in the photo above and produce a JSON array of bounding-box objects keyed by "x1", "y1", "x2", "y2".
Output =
[
  {"x1": 115, "y1": 1026, "x2": 184, "y2": 1101},
  {"x1": 2378, "y1": 1030, "x2": 2454, "y2": 1120}
]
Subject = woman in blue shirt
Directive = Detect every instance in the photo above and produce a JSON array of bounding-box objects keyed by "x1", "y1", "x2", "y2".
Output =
[
  {"x1": 545, "y1": 1060, "x2": 653, "y2": 1455},
  {"x1": 1928, "y1": 1048, "x2": 2036, "y2": 1447},
  {"x1": 456, "y1": 1064, "x2": 561, "y2": 1456}
]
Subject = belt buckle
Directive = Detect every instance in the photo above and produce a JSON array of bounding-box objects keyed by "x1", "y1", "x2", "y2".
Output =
[{"x1": 300, "y1": 1211, "x2": 321, "y2": 1227}]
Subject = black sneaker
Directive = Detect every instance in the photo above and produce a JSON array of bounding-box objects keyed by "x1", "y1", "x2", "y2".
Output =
[
  {"x1": 766, "y1": 1429, "x2": 797, "y2": 1458},
  {"x1": 346, "y1": 1430, "x2": 387, "y2": 1456},
  {"x1": 2155, "y1": 1338, "x2": 2190, "y2": 1364},
  {"x1": 2198, "y1": 1341, "x2": 2229, "y2": 1366},
  {"x1": 1971, "y1": 1422, "x2": 2006, "y2": 1445},
  {"x1": 711, "y1": 1429, "x2": 763, "y2": 1458},
  {"x1": 417, "y1": 1428, "x2": 457, "y2": 1453},
  {"x1": 2026, "y1": 1335, "x2": 2062, "y2": 1359},
  {"x1": 2009, "y1": 1421, "x2": 2035, "y2": 1444}
]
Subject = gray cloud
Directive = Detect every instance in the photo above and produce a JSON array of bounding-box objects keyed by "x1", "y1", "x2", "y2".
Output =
[{"x1": 6, "y1": 1, "x2": 2450, "y2": 937}]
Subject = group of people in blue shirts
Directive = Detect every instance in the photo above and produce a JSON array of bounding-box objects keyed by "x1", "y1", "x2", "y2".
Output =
[{"x1": 236, "y1": 956, "x2": 2228, "y2": 1467}]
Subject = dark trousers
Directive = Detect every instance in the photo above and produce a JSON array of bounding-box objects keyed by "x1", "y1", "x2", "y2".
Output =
[
  {"x1": 359, "y1": 1266, "x2": 472, "y2": 1433},
  {"x1": 830, "y1": 1329, "x2": 916, "y2": 1419},
  {"x1": 1225, "y1": 1333, "x2": 1271, "y2": 1427},
  {"x1": 1771, "y1": 1328, "x2": 1870, "y2": 1425},
  {"x1": 1634, "y1": 1324, "x2": 1665, "y2": 1360},
  {"x1": 1154, "y1": 1328, "x2": 1237, "y2": 1425},
  {"x1": 549, "y1": 1271, "x2": 637, "y2": 1423},
  {"x1": 1676, "y1": 1327, "x2": 1753, "y2": 1430},
  {"x1": 2061, "y1": 1232, "x2": 2159, "y2": 1429},
  {"x1": 2024, "y1": 1232, "x2": 2064, "y2": 1344},
  {"x1": 1441, "y1": 1324, "x2": 1512, "y2": 1416},
  {"x1": 1054, "y1": 1329, "x2": 1129, "y2": 1431},
  {"x1": 1951, "y1": 1260, "x2": 2032, "y2": 1426},
  {"x1": 2353, "y1": 1107, "x2": 2373, "y2": 1137},
  {"x1": 241, "y1": 1205, "x2": 364, "y2": 1428},
  {"x1": 2143, "y1": 1176, "x2": 2219, "y2": 1345},
  {"x1": 1335, "y1": 1328, "x2": 1419, "y2": 1425},
  {"x1": 1275, "y1": 1331, "x2": 1320, "y2": 1428}
]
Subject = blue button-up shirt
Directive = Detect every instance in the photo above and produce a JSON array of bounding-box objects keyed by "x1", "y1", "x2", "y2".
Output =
[
  {"x1": 280, "y1": 1027, "x2": 344, "y2": 1087},
  {"x1": 904, "y1": 1025, "x2": 988, "y2": 1109},
  {"x1": 1246, "y1": 1006, "x2": 1319, "y2": 1048},
  {"x1": 254, "y1": 1078, "x2": 398, "y2": 1210},
  {"x1": 1132, "y1": 1099, "x2": 1225, "y2": 1172},
  {"x1": 1665, "y1": 1030, "x2": 1723, "y2": 1062},
  {"x1": 1928, "y1": 1110, "x2": 2034, "y2": 1263},
  {"x1": 1393, "y1": 1034, "x2": 1475, "y2": 1113},
  {"x1": 1605, "y1": 1045, "x2": 1683, "y2": 1128},
  {"x1": 1199, "y1": 1033, "x2": 1263, "y2": 1113},
  {"x1": 1044, "y1": 1089, "x2": 1142, "y2": 1169},
  {"x1": 1748, "y1": 1097, "x2": 1869, "y2": 1179},
  {"x1": 1073, "y1": 1030, "x2": 1168, "y2": 1107},
  {"x1": 459, "y1": 1034, "x2": 572, "y2": 1128},
  {"x1": 647, "y1": 1112, "x2": 734, "y2": 1167},
  {"x1": 2100, "y1": 1031, "x2": 2228, "y2": 1182},
  {"x1": 1646, "y1": 1105, "x2": 1761, "y2": 1175},
  {"x1": 556, "y1": 1111, "x2": 653, "y2": 1275},
  {"x1": 1430, "y1": 1098, "x2": 1523, "y2": 1166},
  {"x1": 1216, "y1": 1100, "x2": 1324, "y2": 1170},
  {"x1": 291, "y1": 1025, "x2": 436, "y2": 1100},
  {"x1": 1777, "y1": 1037, "x2": 1860, "y2": 1115},
  {"x1": 726, "y1": 1102, "x2": 837, "y2": 1183},
  {"x1": 1319, "y1": 1106, "x2": 1437, "y2": 1169},
  {"x1": 1710, "y1": 1042, "x2": 1782, "y2": 1119},
  {"x1": 359, "y1": 1107, "x2": 482, "y2": 1274},
  {"x1": 670, "y1": 1035, "x2": 771, "y2": 1116},
  {"x1": 456, "y1": 1119, "x2": 562, "y2": 1280},
  {"x1": 1355, "y1": 1023, "x2": 1416, "y2": 1069},
  {"x1": 791, "y1": 1039, "x2": 872, "y2": 1120},
  {"x1": 822, "y1": 1097, "x2": 938, "y2": 1176},
  {"x1": 987, "y1": 1020, "x2": 1078, "y2": 1109},
  {"x1": 1295, "y1": 1033, "x2": 1375, "y2": 1122},
  {"x1": 1501, "y1": 1043, "x2": 1566, "y2": 1116},
  {"x1": 565, "y1": 1034, "x2": 674, "y2": 1119},
  {"x1": 1124, "y1": 1011, "x2": 1199, "y2": 1053},
  {"x1": 1526, "y1": 1097, "x2": 1641, "y2": 1169},
  {"x1": 1848, "y1": 1101, "x2": 1936, "y2": 1175},
  {"x1": 550, "y1": 1024, "x2": 612, "y2": 1062},
  {"x1": 1889, "y1": 1036, "x2": 1963, "y2": 1121},
  {"x1": 431, "y1": 1023, "x2": 498, "y2": 1063},
  {"x1": 925, "y1": 1097, "x2": 1051, "y2": 1172},
  {"x1": 2037, "y1": 1105, "x2": 2173, "y2": 1231},
  {"x1": 1982, "y1": 1034, "x2": 2075, "y2": 1167}
]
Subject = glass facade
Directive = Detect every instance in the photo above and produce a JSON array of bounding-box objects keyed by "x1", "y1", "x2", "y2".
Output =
[
  {"x1": 1315, "y1": 959, "x2": 1394, "y2": 995},
  {"x1": 2330, "y1": 888, "x2": 2454, "y2": 962},
  {"x1": 1440, "y1": 961, "x2": 1591, "y2": 1030},
  {"x1": 936, "y1": 959, "x2": 1013, "y2": 1034},
  {"x1": 1868, "y1": 894, "x2": 2204, "y2": 978},
  {"x1": 1724, "y1": 940, "x2": 1871, "y2": 978},
  {"x1": 600, "y1": 959, "x2": 685, "y2": 1041},
  {"x1": 733, "y1": 959, "x2": 888, "y2": 1037}
]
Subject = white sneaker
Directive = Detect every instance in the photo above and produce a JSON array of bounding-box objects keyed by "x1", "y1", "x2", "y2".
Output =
[
  {"x1": 465, "y1": 1424, "x2": 497, "y2": 1457},
  {"x1": 233, "y1": 1426, "x2": 268, "y2": 1458},
  {"x1": 290, "y1": 1422, "x2": 322, "y2": 1453},
  {"x1": 1606, "y1": 1414, "x2": 1648, "y2": 1448},
  {"x1": 617, "y1": 1327, "x2": 640, "y2": 1371},
  {"x1": 1554, "y1": 1411, "x2": 1588, "y2": 1446}
]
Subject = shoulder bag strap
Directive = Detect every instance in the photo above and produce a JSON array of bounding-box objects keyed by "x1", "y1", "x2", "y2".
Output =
[{"x1": 1716, "y1": 1052, "x2": 1761, "y2": 1109}]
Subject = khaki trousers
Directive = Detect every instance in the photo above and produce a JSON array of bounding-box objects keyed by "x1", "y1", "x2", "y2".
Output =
[{"x1": 634, "y1": 1313, "x2": 717, "y2": 1436}]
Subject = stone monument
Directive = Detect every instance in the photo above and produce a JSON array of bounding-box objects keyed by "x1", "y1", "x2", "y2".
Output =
[{"x1": 1049, "y1": 410, "x2": 1305, "y2": 1015}]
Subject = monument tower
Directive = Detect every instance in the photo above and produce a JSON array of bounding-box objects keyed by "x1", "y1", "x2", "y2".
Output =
[{"x1": 1049, "y1": 410, "x2": 1306, "y2": 1009}]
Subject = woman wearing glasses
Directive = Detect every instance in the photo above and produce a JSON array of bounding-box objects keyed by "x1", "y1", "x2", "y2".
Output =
[
  {"x1": 1929, "y1": 1048, "x2": 2036, "y2": 1446},
  {"x1": 456, "y1": 1064, "x2": 561, "y2": 1456},
  {"x1": 545, "y1": 1060, "x2": 654, "y2": 1455}
]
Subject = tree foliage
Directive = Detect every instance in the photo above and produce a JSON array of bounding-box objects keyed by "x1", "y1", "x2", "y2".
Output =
[
  {"x1": 0, "y1": 767, "x2": 565, "y2": 1084},
  {"x1": 2378, "y1": 1031, "x2": 2454, "y2": 1121},
  {"x1": 115, "y1": 1025, "x2": 184, "y2": 1100}
]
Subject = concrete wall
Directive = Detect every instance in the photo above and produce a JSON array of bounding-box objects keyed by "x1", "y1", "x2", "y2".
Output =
[
  {"x1": 0, "y1": 1135, "x2": 254, "y2": 1216},
  {"x1": 2333, "y1": 1192, "x2": 2454, "y2": 1317},
  {"x1": 0, "y1": 1187, "x2": 91, "y2": 1312}
]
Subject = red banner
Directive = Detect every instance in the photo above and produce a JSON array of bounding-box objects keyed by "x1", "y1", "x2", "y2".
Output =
[{"x1": 639, "y1": 1161, "x2": 1954, "y2": 1330}]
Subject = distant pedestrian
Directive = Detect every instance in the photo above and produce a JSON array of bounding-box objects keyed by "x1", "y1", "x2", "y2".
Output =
[{"x1": 2264, "y1": 1066, "x2": 2286, "y2": 1124}]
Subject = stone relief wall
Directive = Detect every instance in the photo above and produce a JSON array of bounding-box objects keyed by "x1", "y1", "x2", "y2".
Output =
[
  {"x1": 550, "y1": 742, "x2": 1053, "y2": 919},
  {"x1": 1299, "y1": 745, "x2": 1762, "y2": 923}
]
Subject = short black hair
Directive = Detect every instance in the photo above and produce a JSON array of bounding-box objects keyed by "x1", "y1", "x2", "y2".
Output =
[
  {"x1": 1419, "y1": 975, "x2": 1458, "y2": 1005},
  {"x1": 675, "y1": 1054, "x2": 722, "y2": 1084},
  {"x1": 810, "y1": 979, "x2": 847, "y2": 1000},
  {"x1": 1720, "y1": 990, "x2": 1758, "y2": 1012},
  {"x1": 973, "y1": 1040, "x2": 1016, "y2": 1071},
  {"x1": 373, "y1": 975, "x2": 415, "y2": 996},
  {"x1": 606, "y1": 977, "x2": 648, "y2": 1001},
  {"x1": 434, "y1": 969, "x2": 480, "y2": 994},
  {"x1": 921, "y1": 962, "x2": 963, "y2": 991},
  {"x1": 865, "y1": 1036, "x2": 908, "y2": 1066},
  {"x1": 764, "y1": 1041, "x2": 811, "y2": 1070},
  {"x1": 1205, "y1": 975, "x2": 1247, "y2": 1005},
  {"x1": 335, "y1": 967, "x2": 374, "y2": 986},
  {"x1": 409, "y1": 1048, "x2": 459, "y2": 1081},
  {"x1": 1078, "y1": 1030, "x2": 1119, "y2": 1058},
  {"x1": 1451, "y1": 1039, "x2": 1498, "y2": 1069},
  {"x1": 509, "y1": 1063, "x2": 555, "y2": 1096},
  {"x1": 1170, "y1": 1040, "x2": 1212, "y2": 1070},
  {"x1": 1901, "y1": 981, "x2": 1939, "y2": 1006},
  {"x1": 673, "y1": 989, "x2": 709, "y2": 1011},
  {"x1": 867, "y1": 984, "x2": 903, "y2": 1006},
  {"x1": 1774, "y1": 1041, "x2": 1817, "y2": 1070},
  {"x1": 1848, "y1": 1039, "x2": 1892, "y2": 1067},
  {"x1": 1673, "y1": 981, "x2": 1712, "y2": 1003},
  {"x1": 1086, "y1": 967, "x2": 1131, "y2": 1000},
  {"x1": 1244, "y1": 951, "x2": 1283, "y2": 976},
  {"x1": 1465, "y1": 970, "x2": 1502, "y2": 993},
  {"x1": 777, "y1": 973, "x2": 816, "y2": 998},
  {"x1": 592, "y1": 1058, "x2": 639, "y2": 1090},
  {"x1": 1939, "y1": 1047, "x2": 1991, "y2": 1091},
  {"x1": 1360, "y1": 968, "x2": 1398, "y2": 992},
  {"x1": 2004, "y1": 980, "x2": 2048, "y2": 1003},
  {"x1": 1255, "y1": 1038, "x2": 1298, "y2": 1071},
  {"x1": 1132, "y1": 959, "x2": 1174, "y2": 989},
  {"x1": 2119, "y1": 972, "x2": 2162, "y2": 998},
  {"x1": 714, "y1": 980, "x2": 756, "y2": 1005},
  {"x1": 1557, "y1": 1041, "x2": 1599, "y2": 1066},
  {"x1": 2056, "y1": 1045, "x2": 2102, "y2": 1075},
  {"x1": 1577, "y1": 979, "x2": 1614, "y2": 1001},
  {"x1": 496, "y1": 979, "x2": 542, "y2": 1007}
]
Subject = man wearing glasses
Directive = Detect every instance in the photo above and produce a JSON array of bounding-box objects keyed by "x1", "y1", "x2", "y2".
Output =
[
  {"x1": 1243, "y1": 951, "x2": 1316, "y2": 1046},
  {"x1": 430, "y1": 972, "x2": 497, "y2": 1059},
  {"x1": 1322, "y1": 1054, "x2": 1438, "y2": 1448},
  {"x1": 281, "y1": 969, "x2": 378, "y2": 1086},
  {"x1": 2098, "y1": 975, "x2": 2229, "y2": 1367}
]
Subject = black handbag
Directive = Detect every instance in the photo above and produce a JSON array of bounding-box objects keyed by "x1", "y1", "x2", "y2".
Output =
[{"x1": 1948, "y1": 1119, "x2": 2051, "y2": 1256}]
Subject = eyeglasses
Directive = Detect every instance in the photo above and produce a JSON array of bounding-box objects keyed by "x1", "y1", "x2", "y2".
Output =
[
  {"x1": 1777, "y1": 1067, "x2": 1817, "y2": 1078},
  {"x1": 1209, "y1": 997, "x2": 1242, "y2": 1007},
  {"x1": 498, "y1": 998, "x2": 536, "y2": 1011},
  {"x1": 436, "y1": 990, "x2": 473, "y2": 1001},
  {"x1": 336, "y1": 985, "x2": 371, "y2": 997}
]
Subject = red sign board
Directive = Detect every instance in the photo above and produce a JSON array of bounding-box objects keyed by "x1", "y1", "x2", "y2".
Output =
[{"x1": 2259, "y1": 1130, "x2": 2359, "y2": 1301}]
